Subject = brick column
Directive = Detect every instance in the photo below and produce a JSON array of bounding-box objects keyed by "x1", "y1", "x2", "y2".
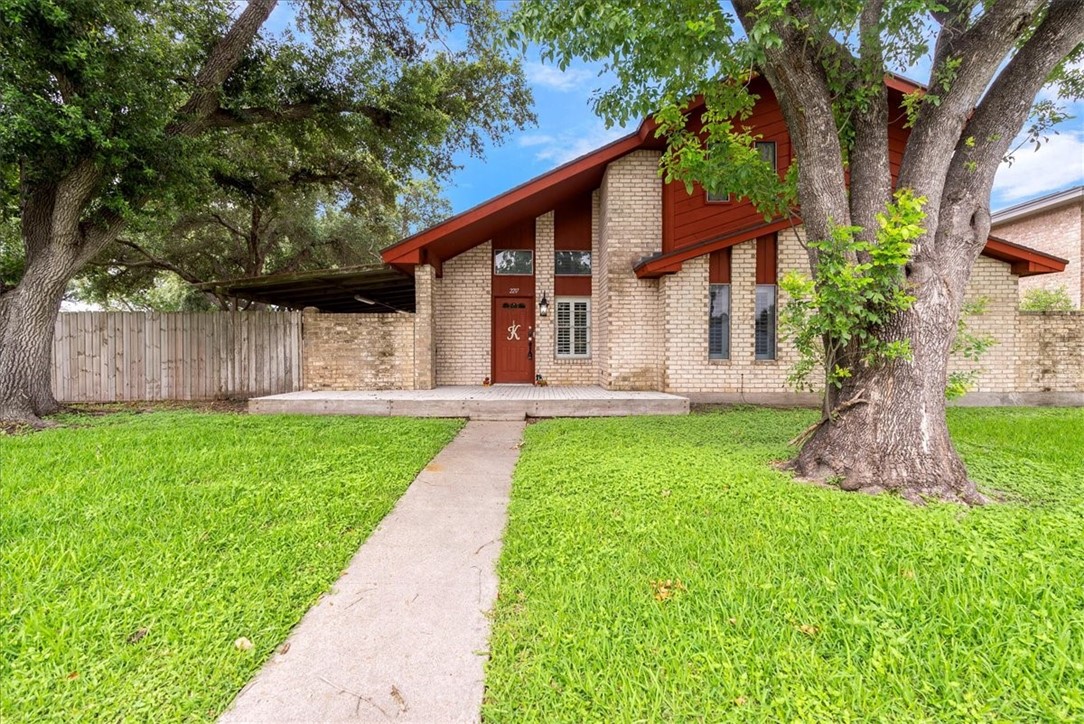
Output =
[
  {"x1": 598, "y1": 150, "x2": 664, "y2": 390},
  {"x1": 414, "y1": 264, "x2": 436, "y2": 390}
]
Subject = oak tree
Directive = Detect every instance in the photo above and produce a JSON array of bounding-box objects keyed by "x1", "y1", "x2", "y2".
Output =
[
  {"x1": 515, "y1": 0, "x2": 1084, "y2": 503},
  {"x1": 0, "y1": 0, "x2": 532, "y2": 423}
]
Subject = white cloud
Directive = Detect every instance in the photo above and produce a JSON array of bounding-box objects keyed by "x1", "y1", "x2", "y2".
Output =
[
  {"x1": 524, "y1": 61, "x2": 594, "y2": 92},
  {"x1": 517, "y1": 134, "x2": 556, "y2": 148},
  {"x1": 993, "y1": 129, "x2": 1084, "y2": 202},
  {"x1": 526, "y1": 123, "x2": 631, "y2": 166}
]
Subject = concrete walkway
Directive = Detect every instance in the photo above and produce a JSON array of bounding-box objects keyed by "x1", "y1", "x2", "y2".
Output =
[{"x1": 220, "y1": 420, "x2": 525, "y2": 723}]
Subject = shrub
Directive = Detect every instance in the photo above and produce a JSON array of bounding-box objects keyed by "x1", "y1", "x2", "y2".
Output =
[{"x1": 1020, "y1": 286, "x2": 1074, "y2": 312}]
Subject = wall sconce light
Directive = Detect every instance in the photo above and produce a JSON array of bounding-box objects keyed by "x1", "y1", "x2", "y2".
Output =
[{"x1": 539, "y1": 292, "x2": 549, "y2": 317}]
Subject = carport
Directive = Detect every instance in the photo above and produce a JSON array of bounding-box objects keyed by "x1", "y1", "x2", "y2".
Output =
[{"x1": 199, "y1": 264, "x2": 415, "y2": 314}]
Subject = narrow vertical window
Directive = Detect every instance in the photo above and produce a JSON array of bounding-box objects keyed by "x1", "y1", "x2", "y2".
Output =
[
  {"x1": 755, "y1": 141, "x2": 777, "y2": 170},
  {"x1": 755, "y1": 234, "x2": 777, "y2": 360},
  {"x1": 556, "y1": 297, "x2": 590, "y2": 358},
  {"x1": 709, "y1": 248, "x2": 732, "y2": 360},
  {"x1": 755, "y1": 285, "x2": 776, "y2": 360},
  {"x1": 709, "y1": 284, "x2": 730, "y2": 359}
]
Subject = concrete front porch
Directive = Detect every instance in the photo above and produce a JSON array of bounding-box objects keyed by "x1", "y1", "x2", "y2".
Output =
[{"x1": 249, "y1": 385, "x2": 689, "y2": 420}]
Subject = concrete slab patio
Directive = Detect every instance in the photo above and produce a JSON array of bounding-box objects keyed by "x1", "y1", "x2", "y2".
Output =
[
  {"x1": 220, "y1": 419, "x2": 525, "y2": 723},
  {"x1": 249, "y1": 384, "x2": 689, "y2": 420}
]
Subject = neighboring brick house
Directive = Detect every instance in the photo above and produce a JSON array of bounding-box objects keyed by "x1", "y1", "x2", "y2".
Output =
[
  {"x1": 219, "y1": 75, "x2": 1080, "y2": 404},
  {"x1": 991, "y1": 186, "x2": 1083, "y2": 308}
]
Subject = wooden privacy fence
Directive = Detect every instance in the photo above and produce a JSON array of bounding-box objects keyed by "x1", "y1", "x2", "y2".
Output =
[{"x1": 52, "y1": 311, "x2": 303, "y2": 402}]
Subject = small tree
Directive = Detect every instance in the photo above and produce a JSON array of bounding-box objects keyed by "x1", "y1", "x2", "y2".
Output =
[{"x1": 1020, "y1": 286, "x2": 1076, "y2": 311}]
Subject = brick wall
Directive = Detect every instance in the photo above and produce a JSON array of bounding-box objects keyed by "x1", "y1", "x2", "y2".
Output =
[
  {"x1": 1015, "y1": 311, "x2": 1084, "y2": 393},
  {"x1": 434, "y1": 242, "x2": 491, "y2": 385},
  {"x1": 598, "y1": 150, "x2": 665, "y2": 390},
  {"x1": 414, "y1": 264, "x2": 436, "y2": 389},
  {"x1": 302, "y1": 310, "x2": 414, "y2": 390},
  {"x1": 949, "y1": 255, "x2": 1019, "y2": 393},
  {"x1": 992, "y1": 200, "x2": 1083, "y2": 307},
  {"x1": 532, "y1": 209, "x2": 599, "y2": 385},
  {"x1": 661, "y1": 227, "x2": 1034, "y2": 399},
  {"x1": 662, "y1": 227, "x2": 802, "y2": 395}
]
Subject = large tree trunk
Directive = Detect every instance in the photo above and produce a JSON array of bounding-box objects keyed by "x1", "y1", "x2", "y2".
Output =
[
  {"x1": 728, "y1": 0, "x2": 1083, "y2": 505},
  {"x1": 791, "y1": 263, "x2": 984, "y2": 504},
  {"x1": 0, "y1": 0, "x2": 277, "y2": 425},
  {"x1": 0, "y1": 247, "x2": 74, "y2": 423}
]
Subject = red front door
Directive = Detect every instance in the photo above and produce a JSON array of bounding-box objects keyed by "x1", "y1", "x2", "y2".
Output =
[{"x1": 493, "y1": 297, "x2": 534, "y2": 383}]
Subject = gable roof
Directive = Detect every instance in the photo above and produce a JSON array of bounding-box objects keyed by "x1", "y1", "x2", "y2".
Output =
[
  {"x1": 381, "y1": 115, "x2": 663, "y2": 271},
  {"x1": 382, "y1": 73, "x2": 1066, "y2": 278},
  {"x1": 991, "y1": 185, "x2": 1084, "y2": 226}
]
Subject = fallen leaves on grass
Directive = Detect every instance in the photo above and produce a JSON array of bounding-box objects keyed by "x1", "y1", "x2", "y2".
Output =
[{"x1": 649, "y1": 579, "x2": 687, "y2": 602}]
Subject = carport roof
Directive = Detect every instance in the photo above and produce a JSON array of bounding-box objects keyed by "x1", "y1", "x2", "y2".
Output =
[{"x1": 198, "y1": 264, "x2": 415, "y2": 313}]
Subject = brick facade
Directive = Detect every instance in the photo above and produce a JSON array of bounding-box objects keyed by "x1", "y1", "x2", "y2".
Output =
[
  {"x1": 433, "y1": 243, "x2": 491, "y2": 385},
  {"x1": 302, "y1": 310, "x2": 414, "y2": 390},
  {"x1": 1015, "y1": 311, "x2": 1084, "y2": 394},
  {"x1": 991, "y1": 198, "x2": 1083, "y2": 308},
  {"x1": 300, "y1": 155, "x2": 1081, "y2": 405},
  {"x1": 662, "y1": 228, "x2": 803, "y2": 396},
  {"x1": 597, "y1": 150, "x2": 665, "y2": 390},
  {"x1": 532, "y1": 208, "x2": 600, "y2": 385}
]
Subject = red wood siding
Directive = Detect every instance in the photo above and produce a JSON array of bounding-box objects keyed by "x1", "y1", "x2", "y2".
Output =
[
  {"x1": 554, "y1": 194, "x2": 592, "y2": 250},
  {"x1": 663, "y1": 81, "x2": 792, "y2": 253},
  {"x1": 554, "y1": 192, "x2": 593, "y2": 296},
  {"x1": 709, "y1": 248, "x2": 731, "y2": 284},
  {"x1": 756, "y1": 234, "x2": 777, "y2": 284},
  {"x1": 663, "y1": 83, "x2": 914, "y2": 254}
]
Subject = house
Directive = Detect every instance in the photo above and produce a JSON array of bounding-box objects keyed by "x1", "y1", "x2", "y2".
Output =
[
  {"x1": 213, "y1": 75, "x2": 1082, "y2": 406},
  {"x1": 991, "y1": 185, "x2": 1083, "y2": 308}
]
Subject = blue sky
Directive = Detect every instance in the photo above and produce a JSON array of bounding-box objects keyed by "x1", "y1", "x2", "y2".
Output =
[
  {"x1": 265, "y1": 4, "x2": 1083, "y2": 216},
  {"x1": 449, "y1": 54, "x2": 1084, "y2": 215}
]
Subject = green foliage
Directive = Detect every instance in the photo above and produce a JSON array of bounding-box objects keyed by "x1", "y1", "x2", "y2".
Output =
[
  {"x1": 946, "y1": 297, "x2": 997, "y2": 400},
  {"x1": 1020, "y1": 285, "x2": 1075, "y2": 312},
  {"x1": 778, "y1": 190, "x2": 923, "y2": 392},
  {"x1": 0, "y1": 411, "x2": 462, "y2": 720},
  {"x1": 485, "y1": 408, "x2": 1084, "y2": 722},
  {"x1": 0, "y1": 0, "x2": 532, "y2": 282}
]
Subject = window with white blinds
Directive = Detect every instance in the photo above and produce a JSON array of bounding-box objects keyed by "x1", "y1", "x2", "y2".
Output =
[
  {"x1": 556, "y1": 297, "x2": 590, "y2": 358},
  {"x1": 708, "y1": 284, "x2": 730, "y2": 359},
  {"x1": 755, "y1": 284, "x2": 777, "y2": 360}
]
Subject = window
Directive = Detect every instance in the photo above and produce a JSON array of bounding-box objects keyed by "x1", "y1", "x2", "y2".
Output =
[
  {"x1": 755, "y1": 284, "x2": 777, "y2": 360},
  {"x1": 555, "y1": 250, "x2": 592, "y2": 276},
  {"x1": 494, "y1": 249, "x2": 533, "y2": 275},
  {"x1": 556, "y1": 297, "x2": 590, "y2": 358},
  {"x1": 706, "y1": 188, "x2": 730, "y2": 203},
  {"x1": 708, "y1": 284, "x2": 730, "y2": 359},
  {"x1": 756, "y1": 141, "x2": 777, "y2": 170}
]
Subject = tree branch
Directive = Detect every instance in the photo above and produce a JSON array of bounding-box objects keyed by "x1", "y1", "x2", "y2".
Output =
[
  {"x1": 113, "y1": 238, "x2": 206, "y2": 285},
  {"x1": 204, "y1": 101, "x2": 397, "y2": 130},
  {"x1": 168, "y1": 0, "x2": 279, "y2": 138},
  {"x1": 937, "y1": 0, "x2": 1084, "y2": 265},
  {"x1": 899, "y1": 0, "x2": 1044, "y2": 202}
]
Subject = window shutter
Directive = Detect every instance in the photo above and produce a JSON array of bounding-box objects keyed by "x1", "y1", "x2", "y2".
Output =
[
  {"x1": 556, "y1": 300, "x2": 571, "y2": 356},
  {"x1": 573, "y1": 300, "x2": 589, "y2": 355},
  {"x1": 555, "y1": 297, "x2": 590, "y2": 358}
]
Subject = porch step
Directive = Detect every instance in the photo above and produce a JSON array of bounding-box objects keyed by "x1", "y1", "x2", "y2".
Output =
[{"x1": 248, "y1": 386, "x2": 690, "y2": 419}]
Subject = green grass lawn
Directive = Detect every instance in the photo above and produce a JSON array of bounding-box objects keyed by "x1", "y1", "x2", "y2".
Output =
[
  {"x1": 0, "y1": 411, "x2": 461, "y2": 722},
  {"x1": 485, "y1": 408, "x2": 1084, "y2": 722}
]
